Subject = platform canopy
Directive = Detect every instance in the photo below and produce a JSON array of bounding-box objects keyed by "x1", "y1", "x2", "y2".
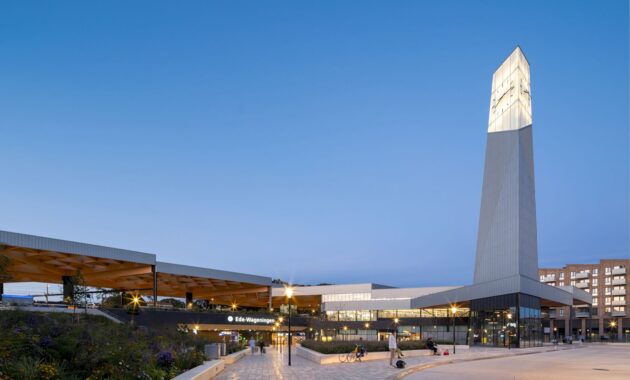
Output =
[
  {"x1": 0, "y1": 230, "x2": 272, "y2": 307},
  {"x1": 0, "y1": 230, "x2": 155, "y2": 290}
]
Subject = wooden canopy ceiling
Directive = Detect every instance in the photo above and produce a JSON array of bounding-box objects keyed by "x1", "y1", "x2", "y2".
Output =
[{"x1": 0, "y1": 244, "x2": 270, "y2": 307}]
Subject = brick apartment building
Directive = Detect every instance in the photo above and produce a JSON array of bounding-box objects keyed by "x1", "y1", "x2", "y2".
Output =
[{"x1": 539, "y1": 259, "x2": 629, "y2": 340}]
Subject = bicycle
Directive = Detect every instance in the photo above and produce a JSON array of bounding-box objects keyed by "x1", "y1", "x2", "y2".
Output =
[{"x1": 338, "y1": 344, "x2": 366, "y2": 363}]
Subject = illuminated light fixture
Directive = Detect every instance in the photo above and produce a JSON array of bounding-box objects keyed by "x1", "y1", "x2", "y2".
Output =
[
  {"x1": 231, "y1": 303, "x2": 238, "y2": 311},
  {"x1": 275, "y1": 322, "x2": 279, "y2": 327},
  {"x1": 285, "y1": 286, "x2": 294, "y2": 298},
  {"x1": 394, "y1": 318, "x2": 399, "y2": 324},
  {"x1": 507, "y1": 313, "x2": 512, "y2": 320},
  {"x1": 195, "y1": 325, "x2": 200, "y2": 330},
  {"x1": 450, "y1": 306, "x2": 458, "y2": 315},
  {"x1": 343, "y1": 326, "x2": 348, "y2": 331},
  {"x1": 364, "y1": 323, "x2": 370, "y2": 328},
  {"x1": 278, "y1": 317, "x2": 284, "y2": 323}
]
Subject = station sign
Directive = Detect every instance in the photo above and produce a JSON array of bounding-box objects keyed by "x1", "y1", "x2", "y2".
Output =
[{"x1": 226, "y1": 315, "x2": 276, "y2": 325}]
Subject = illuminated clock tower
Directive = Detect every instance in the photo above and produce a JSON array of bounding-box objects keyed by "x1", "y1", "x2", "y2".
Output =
[{"x1": 474, "y1": 46, "x2": 538, "y2": 284}]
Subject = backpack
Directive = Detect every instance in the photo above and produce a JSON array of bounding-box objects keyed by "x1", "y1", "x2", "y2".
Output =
[{"x1": 396, "y1": 360, "x2": 406, "y2": 369}]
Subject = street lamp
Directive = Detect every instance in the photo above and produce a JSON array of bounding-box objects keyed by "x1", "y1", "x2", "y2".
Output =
[
  {"x1": 451, "y1": 306, "x2": 458, "y2": 354},
  {"x1": 285, "y1": 286, "x2": 294, "y2": 366},
  {"x1": 507, "y1": 313, "x2": 512, "y2": 349},
  {"x1": 610, "y1": 320, "x2": 617, "y2": 342},
  {"x1": 130, "y1": 295, "x2": 140, "y2": 325}
]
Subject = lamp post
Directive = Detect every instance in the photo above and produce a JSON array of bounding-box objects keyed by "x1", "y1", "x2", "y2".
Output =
[
  {"x1": 130, "y1": 295, "x2": 140, "y2": 325},
  {"x1": 450, "y1": 306, "x2": 458, "y2": 354},
  {"x1": 285, "y1": 286, "x2": 294, "y2": 366},
  {"x1": 507, "y1": 313, "x2": 512, "y2": 349},
  {"x1": 610, "y1": 321, "x2": 617, "y2": 342}
]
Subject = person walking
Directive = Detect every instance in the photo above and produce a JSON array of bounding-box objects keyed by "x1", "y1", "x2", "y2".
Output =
[
  {"x1": 389, "y1": 330, "x2": 397, "y2": 367},
  {"x1": 258, "y1": 339, "x2": 265, "y2": 355},
  {"x1": 426, "y1": 337, "x2": 438, "y2": 355},
  {"x1": 248, "y1": 336, "x2": 256, "y2": 355}
]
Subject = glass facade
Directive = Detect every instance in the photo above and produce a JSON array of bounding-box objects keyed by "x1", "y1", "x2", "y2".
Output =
[{"x1": 469, "y1": 293, "x2": 542, "y2": 348}]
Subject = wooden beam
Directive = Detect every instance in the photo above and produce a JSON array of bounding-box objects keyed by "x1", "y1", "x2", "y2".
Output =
[
  {"x1": 83, "y1": 266, "x2": 152, "y2": 281},
  {"x1": 195, "y1": 286, "x2": 269, "y2": 298}
]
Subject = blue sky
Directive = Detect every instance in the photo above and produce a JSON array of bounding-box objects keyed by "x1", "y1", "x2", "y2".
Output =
[{"x1": 1, "y1": 1, "x2": 628, "y2": 288}]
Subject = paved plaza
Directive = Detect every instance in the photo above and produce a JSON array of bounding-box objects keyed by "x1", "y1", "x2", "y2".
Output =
[
  {"x1": 214, "y1": 344, "x2": 599, "y2": 380},
  {"x1": 407, "y1": 344, "x2": 630, "y2": 380}
]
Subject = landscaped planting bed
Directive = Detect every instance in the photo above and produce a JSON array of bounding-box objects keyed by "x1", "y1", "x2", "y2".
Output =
[
  {"x1": 301, "y1": 339, "x2": 449, "y2": 354},
  {"x1": 0, "y1": 310, "x2": 210, "y2": 379}
]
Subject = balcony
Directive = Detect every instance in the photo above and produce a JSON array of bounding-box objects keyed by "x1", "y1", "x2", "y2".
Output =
[
  {"x1": 541, "y1": 275, "x2": 556, "y2": 283},
  {"x1": 549, "y1": 310, "x2": 557, "y2": 319},
  {"x1": 612, "y1": 300, "x2": 626, "y2": 306},
  {"x1": 611, "y1": 311, "x2": 627, "y2": 317},
  {"x1": 575, "y1": 281, "x2": 589, "y2": 289},
  {"x1": 612, "y1": 278, "x2": 627, "y2": 286},
  {"x1": 574, "y1": 272, "x2": 589, "y2": 280},
  {"x1": 612, "y1": 267, "x2": 626, "y2": 275},
  {"x1": 612, "y1": 289, "x2": 626, "y2": 296},
  {"x1": 575, "y1": 311, "x2": 590, "y2": 318}
]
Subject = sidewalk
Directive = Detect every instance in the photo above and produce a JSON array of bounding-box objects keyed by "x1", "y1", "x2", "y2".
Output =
[{"x1": 215, "y1": 344, "x2": 581, "y2": 380}]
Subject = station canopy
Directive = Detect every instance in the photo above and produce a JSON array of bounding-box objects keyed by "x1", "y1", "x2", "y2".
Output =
[{"x1": 0, "y1": 230, "x2": 272, "y2": 307}]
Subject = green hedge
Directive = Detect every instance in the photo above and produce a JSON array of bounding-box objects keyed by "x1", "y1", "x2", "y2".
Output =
[{"x1": 300, "y1": 339, "x2": 437, "y2": 354}]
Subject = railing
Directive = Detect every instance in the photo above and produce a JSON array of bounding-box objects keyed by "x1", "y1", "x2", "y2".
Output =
[
  {"x1": 575, "y1": 311, "x2": 590, "y2": 318},
  {"x1": 612, "y1": 278, "x2": 626, "y2": 285},
  {"x1": 612, "y1": 267, "x2": 626, "y2": 275},
  {"x1": 574, "y1": 272, "x2": 589, "y2": 280},
  {"x1": 575, "y1": 282, "x2": 589, "y2": 289},
  {"x1": 611, "y1": 300, "x2": 626, "y2": 306},
  {"x1": 541, "y1": 275, "x2": 556, "y2": 283},
  {"x1": 611, "y1": 310, "x2": 627, "y2": 317},
  {"x1": 612, "y1": 289, "x2": 626, "y2": 296}
]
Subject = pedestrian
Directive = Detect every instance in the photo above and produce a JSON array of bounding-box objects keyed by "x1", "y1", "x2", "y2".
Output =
[
  {"x1": 258, "y1": 339, "x2": 265, "y2": 355},
  {"x1": 389, "y1": 330, "x2": 397, "y2": 367},
  {"x1": 426, "y1": 337, "x2": 438, "y2": 355},
  {"x1": 249, "y1": 336, "x2": 256, "y2": 354}
]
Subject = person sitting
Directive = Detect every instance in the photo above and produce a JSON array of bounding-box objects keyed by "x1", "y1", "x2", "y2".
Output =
[{"x1": 426, "y1": 337, "x2": 438, "y2": 355}]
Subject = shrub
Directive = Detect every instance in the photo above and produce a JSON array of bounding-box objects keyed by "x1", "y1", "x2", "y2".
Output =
[
  {"x1": 300, "y1": 339, "x2": 432, "y2": 354},
  {"x1": 0, "y1": 310, "x2": 206, "y2": 380}
]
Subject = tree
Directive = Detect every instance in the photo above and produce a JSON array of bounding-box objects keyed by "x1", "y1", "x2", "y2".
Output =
[{"x1": 70, "y1": 269, "x2": 89, "y2": 321}]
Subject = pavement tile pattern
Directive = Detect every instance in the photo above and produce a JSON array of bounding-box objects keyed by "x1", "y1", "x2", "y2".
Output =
[{"x1": 215, "y1": 344, "x2": 581, "y2": 380}]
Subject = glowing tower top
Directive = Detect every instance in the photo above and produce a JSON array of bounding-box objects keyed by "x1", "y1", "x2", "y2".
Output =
[{"x1": 488, "y1": 46, "x2": 532, "y2": 133}]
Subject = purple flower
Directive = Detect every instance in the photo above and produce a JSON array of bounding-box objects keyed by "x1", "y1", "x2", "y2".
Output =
[
  {"x1": 39, "y1": 335, "x2": 54, "y2": 348},
  {"x1": 156, "y1": 351, "x2": 174, "y2": 368}
]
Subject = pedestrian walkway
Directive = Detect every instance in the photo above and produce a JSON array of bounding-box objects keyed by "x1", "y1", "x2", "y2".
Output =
[{"x1": 215, "y1": 344, "x2": 581, "y2": 380}]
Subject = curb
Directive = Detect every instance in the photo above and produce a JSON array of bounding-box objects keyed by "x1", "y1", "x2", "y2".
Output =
[{"x1": 390, "y1": 345, "x2": 586, "y2": 380}]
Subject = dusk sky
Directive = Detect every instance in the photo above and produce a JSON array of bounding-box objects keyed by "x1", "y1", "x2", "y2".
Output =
[{"x1": 1, "y1": 1, "x2": 628, "y2": 288}]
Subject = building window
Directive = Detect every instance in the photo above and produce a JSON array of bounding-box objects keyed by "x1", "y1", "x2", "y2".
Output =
[
  {"x1": 605, "y1": 267, "x2": 611, "y2": 275},
  {"x1": 378, "y1": 310, "x2": 398, "y2": 319},
  {"x1": 605, "y1": 277, "x2": 612, "y2": 285},
  {"x1": 571, "y1": 280, "x2": 576, "y2": 286},
  {"x1": 592, "y1": 288, "x2": 598, "y2": 296},
  {"x1": 593, "y1": 298, "x2": 598, "y2": 306},
  {"x1": 559, "y1": 281, "x2": 565, "y2": 286},
  {"x1": 605, "y1": 297, "x2": 611, "y2": 305},
  {"x1": 559, "y1": 309, "x2": 564, "y2": 317},
  {"x1": 605, "y1": 288, "x2": 611, "y2": 295},
  {"x1": 593, "y1": 268, "x2": 598, "y2": 276},
  {"x1": 322, "y1": 293, "x2": 371, "y2": 302},
  {"x1": 585, "y1": 289, "x2": 590, "y2": 293},
  {"x1": 326, "y1": 311, "x2": 339, "y2": 321},
  {"x1": 570, "y1": 271, "x2": 576, "y2": 279},
  {"x1": 593, "y1": 278, "x2": 598, "y2": 286},
  {"x1": 559, "y1": 272, "x2": 565, "y2": 280},
  {"x1": 338, "y1": 310, "x2": 357, "y2": 321}
]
